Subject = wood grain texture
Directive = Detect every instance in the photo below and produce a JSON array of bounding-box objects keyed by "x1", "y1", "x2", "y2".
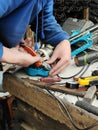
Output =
[
  {"x1": 14, "y1": 99, "x2": 71, "y2": 130},
  {"x1": 3, "y1": 73, "x2": 98, "y2": 130}
]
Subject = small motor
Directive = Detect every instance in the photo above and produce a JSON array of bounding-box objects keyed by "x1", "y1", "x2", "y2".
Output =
[
  {"x1": 37, "y1": 44, "x2": 54, "y2": 60},
  {"x1": 24, "y1": 44, "x2": 54, "y2": 77}
]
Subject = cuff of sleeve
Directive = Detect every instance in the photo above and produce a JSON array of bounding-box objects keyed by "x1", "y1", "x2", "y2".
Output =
[
  {"x1": 46, "y1": 32, "x2": 70, "y2": 47},
  {"x1": 0, "y1": 42, "x2": 3, "y2": 60}
]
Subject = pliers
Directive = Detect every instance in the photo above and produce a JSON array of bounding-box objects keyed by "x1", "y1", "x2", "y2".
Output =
[{"x1": 19, "y1": 42, "x2": 51, "y2": 70}]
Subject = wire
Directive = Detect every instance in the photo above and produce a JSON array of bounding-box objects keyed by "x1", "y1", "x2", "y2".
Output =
[
  {"x1": 45, "y1": 88, "x2": 98, "y2": 130},
  {"x1": 57, "y1": 64, "x2": 89, "y2": 79},
  {"x1": 78, "y1": 59, "x2": 98, "y2": 78},
  {"x1": 57, "y1": 58, "x2": 98, "y2": 80}
]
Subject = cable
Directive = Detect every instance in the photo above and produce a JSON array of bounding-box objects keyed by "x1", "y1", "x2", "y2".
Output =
[
  {"x1": 57, "y1": 64, "x2": 89, "y2": 79},
  {"x1": 79, "y1": 58, "x2": 98, "y2": 77},
  {"x1": 45, "y1": 88, "x2": 98, "y2": 130},
  {"x1": 57, "y1": 58, "x2": 98, "y2": 80}
]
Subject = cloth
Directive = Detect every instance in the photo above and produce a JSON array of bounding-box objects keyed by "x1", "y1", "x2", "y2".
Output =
[{"x1": 0, "y1": 0, "x2": 69, "y2": 59}]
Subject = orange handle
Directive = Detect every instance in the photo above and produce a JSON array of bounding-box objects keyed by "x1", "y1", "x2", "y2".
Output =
[{"x1": 20, "y1": 43, "x2": 42, "y2": 67}]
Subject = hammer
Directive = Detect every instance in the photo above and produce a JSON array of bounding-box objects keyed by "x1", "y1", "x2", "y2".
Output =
[{"x1": 75, "y1": 85, "x2": 98, "y2": 116}]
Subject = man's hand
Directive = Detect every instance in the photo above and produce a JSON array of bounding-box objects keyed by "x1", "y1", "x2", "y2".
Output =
[
  {"x1": 20, "y1": 37, "x2": 33, "y2": 48},
  {"x1": 1, "y1": 46, "x2": 42, "y2": 67},
  {"x1": 0, "y1": 37, "x2": 43, "y2": 66},
  {"x1": 47, "y1": 40, "x2": 71, "y2": 76}
]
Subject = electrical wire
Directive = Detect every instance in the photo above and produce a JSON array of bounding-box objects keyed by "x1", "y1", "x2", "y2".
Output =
[
  {"x1": 57, "y1": 58, "x2": 98, "y2": 80},
  {"x1": 57, "y1": 64, "x2": 89, "y2": 79},
  {"x1": 45, "y1": 89, "x2": 98, "y2": 130},
  {"x1": 79, "y1": 58, "x2": 98, "y2": 77},
  {"x1": 44, "y1": 59, "x2": 98, "y2": 129}
]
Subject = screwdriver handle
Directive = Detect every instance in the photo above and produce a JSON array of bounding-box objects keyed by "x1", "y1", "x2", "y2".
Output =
[{"x1": 20, "y1": 43, "x2": 42, "y2": 67}]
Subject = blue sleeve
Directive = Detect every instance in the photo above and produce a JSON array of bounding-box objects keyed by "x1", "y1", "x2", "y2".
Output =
[
  {"x1": 0, "y1": 1, "x2": 8, "y2": 59},
  {"x1": 0, "y1": 43, "x2": 3, "y2": 60},
  {"x1": 0, "y1": 0, "x2": 24, "y2": 60},
  {"x1": 0, "y1": 0, "x2": 24, "y2": 17},
  {"x1": 0, "y1": 0, "x2": 11, "y2": 17},
  {"x1": 41, "y1": 0, "x2": 69, "y2": 46}
]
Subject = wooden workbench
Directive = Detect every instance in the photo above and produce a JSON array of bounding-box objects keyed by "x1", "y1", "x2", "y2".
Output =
[{"x1": 2, "y1": 69, "x2": 98, "y2": 130}]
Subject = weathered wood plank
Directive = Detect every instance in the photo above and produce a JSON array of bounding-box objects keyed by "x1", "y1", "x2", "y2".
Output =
[
  {"x1": 3, "y1": 73, "x2": 98, "y2": 130},
  {"x1": 14, "y1": 99, "x2": 71, "y2": 130}
]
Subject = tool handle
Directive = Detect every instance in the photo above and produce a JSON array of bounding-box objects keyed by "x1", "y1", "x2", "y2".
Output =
[
  {"x1": 40, "y1": 77, "x2": 61, "y2": 83},
  {"x1": 20, "y1": 43, "x2": 42, "y2": 67},
  {"x1": 78, "y1": 76, "x2": 98, "y2": 86},
  {"x1": 76, "y1": 101, "x2": 98, "y2": 116},
  {"x1": 74, "y1": 51, "x2": 98, "y2": 66},
  {"x1": 70, "y1": 24, "x2": 98, "y2": 42}
]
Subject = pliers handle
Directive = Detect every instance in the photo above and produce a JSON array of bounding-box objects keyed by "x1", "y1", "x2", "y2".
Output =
[{"x1": 20, "y1": 42, "x2": 42, "y2": 67}]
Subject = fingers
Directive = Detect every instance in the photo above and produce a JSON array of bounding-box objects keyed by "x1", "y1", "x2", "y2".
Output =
[
  {"x1": 49, "y1": 59, "x2": 70, "y2": 76},
  {"x1": 30, "y1": 55, "x2": 42, "y2": 65},
  {"x1": 17, "y1": 53, "x2": 42, "y2": 67},
  {"x1": 46, "y1": 56, "x2": 57, "y2": 65},
  {"x1": 20, "y1": 38, "x2": 33, "y2": 47},
  {"x1": 25, "y1": 37, "x2": 32, "y2": 47},
  {"x1": 46, "y1": 53, "x2": 68, "y2": 76}
]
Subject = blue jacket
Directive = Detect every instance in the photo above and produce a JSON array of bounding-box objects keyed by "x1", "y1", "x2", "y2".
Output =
[{"x1": 0, "y1": 0, "x2": 69, "y2": 59}]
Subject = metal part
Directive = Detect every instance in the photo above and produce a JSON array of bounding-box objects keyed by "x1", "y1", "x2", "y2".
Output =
[
  {"x1": 42, "y1": 62, "x2": 51, "y2": 70},
  {"x1": 20, "y1": 42, "x2": 51, "y2": 70},
  {"x1": 75, "y1": 85, "x2": 98, "y2": 116},
  {"x1": 20, "y1": 42, "x2": 54, "y2": 76},
  {"x1": 37, "y1": 44, "x2": 54, "y2": 60},
  {"x1": 83, "y1": 85, "x2": 96, "y2": 103},
  {"x1": 70, "y1": 24, "x2": 98, "y2": 57}
]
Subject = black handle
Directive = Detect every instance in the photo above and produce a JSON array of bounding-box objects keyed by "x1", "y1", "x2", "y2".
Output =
[{"x1": 76, "y1": 101, "x2": 98, "y2": 116}]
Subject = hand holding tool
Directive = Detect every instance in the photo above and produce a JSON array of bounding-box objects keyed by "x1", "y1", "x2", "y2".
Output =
[
  {"x1": 20, "y1": 42, "x2": 42, "y2": 67},
  {"x1": 20, "y1": 42, "x2": 51, "y2": 70}
]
